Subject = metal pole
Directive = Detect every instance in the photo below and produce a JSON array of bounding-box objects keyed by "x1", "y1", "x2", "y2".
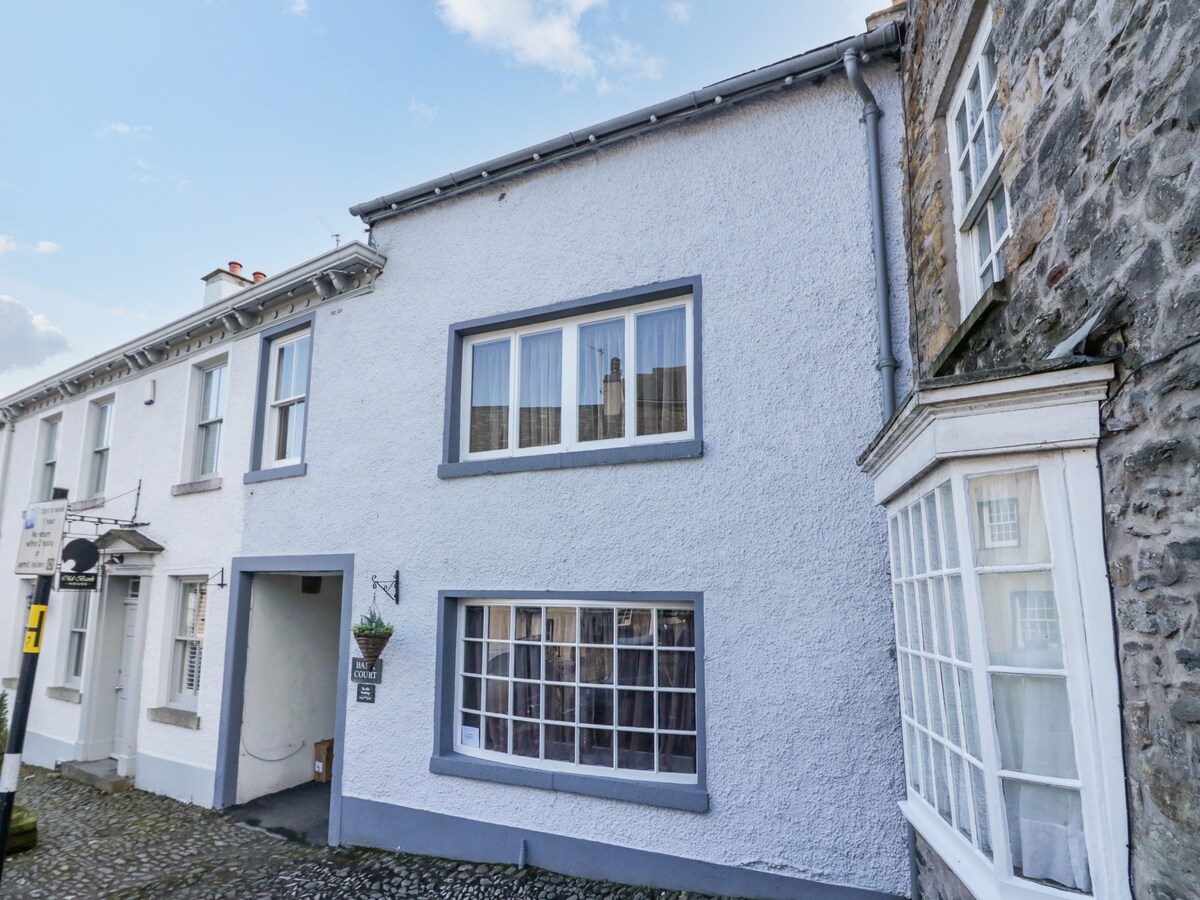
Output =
[
  {"x1": 0, "y1": 486, "x2": 66, "y2": 882},
  {"x1": 0, "y1": 573, "x2": 51, "y2": 881}
]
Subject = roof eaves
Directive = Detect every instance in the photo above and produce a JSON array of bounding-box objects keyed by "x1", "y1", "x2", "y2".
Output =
[
  {"x1": 349, "y1": 22, "x2": 903, "y2": 225},
  {"x1": 0, "y1": 241, "x2": 388, "y2": 418}
]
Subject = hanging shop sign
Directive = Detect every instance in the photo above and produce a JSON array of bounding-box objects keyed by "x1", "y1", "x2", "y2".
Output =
[
  {"x1": 58, "y1": 538, "x2": 101, "y2": 590},
  {"x1": 351, "y1": 657, "x2": 384, "y2": 684},
  {"x1": 15, "y1": 500, "x2": 69, "y2": 576}
]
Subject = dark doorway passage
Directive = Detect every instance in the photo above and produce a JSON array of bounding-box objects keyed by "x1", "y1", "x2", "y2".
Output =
[{"x1": 226, "y1": 780, "x2": 331, "y2": 845}]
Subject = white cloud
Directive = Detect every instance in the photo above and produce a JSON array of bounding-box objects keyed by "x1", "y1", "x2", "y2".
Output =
[
  {"x1": 409, "y1": 98, "x2": 439, "y2": 122},
  {"x1": 0, "y1": 296, "x2": 70, "y2": 374},
  {"x1": 437, "y1": 0, "x2": 662, "y2": 90},
  {"x1": 664, "y1": 2, "x2": 690, "y2": 24},
  {"x1": 98, "y1": 122, "x2": 151, "y2": 138},
  {"x1": 288, "y1": 0, "x2": 308, "y2": 14},
  {"x1": 0, "y1": 235, "x2": 63, "y2": 255}
]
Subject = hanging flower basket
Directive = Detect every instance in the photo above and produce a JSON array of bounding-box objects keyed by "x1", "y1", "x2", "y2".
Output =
[
  {"x1": 354, "y1": 633, "x2": 391, "y2": 668},
  {"x1": 351, "y1": 604, "x2": 395, "y2": 670}
]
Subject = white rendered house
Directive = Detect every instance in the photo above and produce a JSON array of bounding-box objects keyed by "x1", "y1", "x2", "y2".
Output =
[
  {"x1": 0, "y1": 246, "x2": 384, "y2": 802},
  {"x1": 1, "y1": 22, "x2": 916, "y2": 900}
]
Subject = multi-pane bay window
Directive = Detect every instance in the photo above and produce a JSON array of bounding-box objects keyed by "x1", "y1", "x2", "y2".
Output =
[
  {"x1": 38, "y1": 416, "x2": 60, "y2": 501},
  {"x1": 89, "y1": 400, "x2": 114, "y2": 498},
  {"x1": 456, "y1": 290, "x2": 696, "y2": 467},
  {"x1": 170, "y1": 580, "x2": 207, "y2": 709},
  {"x1": 264, "y1": 328, "x2": 310, "y2": 468},
  {"x1": 949, "y1": 6, "x2": 1011, "y2": 315},
  {"x1": 194, "y1": 362, "x2": 227, "y2": 479},
  {"x1": 891, "y1": 462, "x2": 1132, "y2": 897},
  {"x1": 455, "y1": 599, "x2": 699, "y2": 782},
  {"x1": 862, "y1": 365, "x2": 1129, "y2": 900}
]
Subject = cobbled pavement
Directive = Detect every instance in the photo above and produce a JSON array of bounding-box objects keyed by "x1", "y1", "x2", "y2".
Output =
[{"x1": 1, "y1": 767, "x2": 742, "y2": 899}]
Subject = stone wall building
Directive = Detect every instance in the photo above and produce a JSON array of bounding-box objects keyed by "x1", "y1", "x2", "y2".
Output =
[{"x1": 862, "y1": 0, "x2": 1200, "y2": 898}]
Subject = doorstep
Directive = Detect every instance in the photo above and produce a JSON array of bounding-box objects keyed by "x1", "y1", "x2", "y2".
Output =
[{"x1": 60, "y1": 759, "x2": 133, "y2": 795}]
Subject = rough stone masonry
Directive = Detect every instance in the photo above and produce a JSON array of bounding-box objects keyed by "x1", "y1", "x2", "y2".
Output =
[{"x1": 900, "y1": 0, "x2": 1200, "y2": 898}]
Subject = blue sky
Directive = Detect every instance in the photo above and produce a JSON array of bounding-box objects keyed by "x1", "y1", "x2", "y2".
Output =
[{"x1": 0, "y1": 0, "x2": 881, "y2": 397}]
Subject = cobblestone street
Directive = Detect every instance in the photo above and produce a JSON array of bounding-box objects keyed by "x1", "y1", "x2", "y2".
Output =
[{"x1": 2, "y1": 768, "x2": 731, "y2": 899}]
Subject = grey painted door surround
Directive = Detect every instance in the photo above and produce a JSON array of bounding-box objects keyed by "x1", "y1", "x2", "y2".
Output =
[{"x1": 214, "y1": 554, "x2": 355, "y2": 847}]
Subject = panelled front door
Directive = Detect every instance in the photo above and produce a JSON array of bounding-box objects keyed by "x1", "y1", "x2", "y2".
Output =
[{"x1": 111, "y1": 577, "x2": 140, "y2": 760}]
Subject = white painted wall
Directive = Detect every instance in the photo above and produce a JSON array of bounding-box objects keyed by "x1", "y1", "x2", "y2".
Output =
[
  {"x1": 237, "y1": 573, "x2": 341, "y2": 804},
  {"x1": 239, "y1": 66, "x2": 912, "y2": 894},
  {"x1": 0, "y1": 327, "x2": 257, "y2": 791}
]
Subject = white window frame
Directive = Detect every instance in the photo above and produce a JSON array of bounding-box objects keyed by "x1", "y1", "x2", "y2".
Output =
[
  {"x1": 193, "y1": 360, "x2": 228, "y2": 480},
  {"x1": 169, "y1": 579, "x2": 207, "y2": 710},
  {"x1": 36, "y1": 415, "x2": 60, "y2": 502},
  {"x1": 886, "y1": 452, "x2": 1130, "y2": 900},
  {"x1": 452, "y1": 597, "x2": 699, "y2": 786},
  {"x1": 88, "y1": 399, "x2": 114, "y2": 499},
  {"x1": 459, "y1": 295, "x2": 695, "y2": 462},
  {"x1": 262, "y1": 328, "x2": 311, "y2": 469},
  {"x1": 64, "y1": 593, "x2": 91, "y2": 688},
  {"x1": 948, "y1": 6, "x2": 1012, "y2": 318}
]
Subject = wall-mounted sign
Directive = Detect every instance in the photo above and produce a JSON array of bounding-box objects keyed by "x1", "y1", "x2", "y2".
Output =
[
  {"x1": 356, "y1": 684, "x2": 376, "y2": 703},
  {"x1": 351, "y1": 657, "x2": 383, "y2": 684},
  {"x1": 58, "y1": 538, "x2": 101, "y2": 590},
  {"x1": 15, "y1": 500, "x2": 69, "y2": 576}
]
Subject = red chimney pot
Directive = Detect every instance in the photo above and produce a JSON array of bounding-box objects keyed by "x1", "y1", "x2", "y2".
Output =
[
  {"x1": 253, "y1": 271, "x2": 266, "y2": 283},
  {"x1": 228, "y1": 261, "x2": 243, "y2": 275}
]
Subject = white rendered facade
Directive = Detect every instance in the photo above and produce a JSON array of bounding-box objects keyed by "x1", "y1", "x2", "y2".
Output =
[
  {"x1": 2, "y1": 32, "x2": 914, "y2": 900},
  {"x1": 0, "y1": 246, "x2": 383, "y2": 804}
]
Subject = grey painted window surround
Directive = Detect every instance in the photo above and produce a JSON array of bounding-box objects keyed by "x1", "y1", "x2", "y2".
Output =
[
  {"x1": 438, "y1": 277, "x2": 704, "y2": 478},
  {"x1": 244, "y1": 314, "x2": 315, "y2": 484},
  {"x1": 431, "y1": 589, "x2": 709, "y2": 812}
]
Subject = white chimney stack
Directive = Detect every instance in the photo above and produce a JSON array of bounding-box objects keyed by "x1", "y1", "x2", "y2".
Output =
[{"x1": 201, "y1": 260, "x2": 253, "y2": 307}]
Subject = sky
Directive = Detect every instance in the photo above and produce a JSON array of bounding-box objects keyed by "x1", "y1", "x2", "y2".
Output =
[{"x1": 0, "y1": 0, "x2": 882, "y2": 398}]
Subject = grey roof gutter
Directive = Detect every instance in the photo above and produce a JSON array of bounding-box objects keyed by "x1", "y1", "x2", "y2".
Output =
[{"x1": 349, "y1": 22, "x2": 903, "y2": 225}]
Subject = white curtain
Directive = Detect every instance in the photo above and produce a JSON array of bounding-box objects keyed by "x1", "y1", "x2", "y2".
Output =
[
  {"x1": 578, "y1": 318, "x2": 625, "y2": 441},
  {"x1": 469, "y1": 339, "x2": 510, "y2": 452},
  {"x1": 519, "y1": 331, "x2": 562, "y2": 448},
  {"x1": 994, "y1": 675, "x2": 1090, "y2": 891},
  {"x1": 635, "y1": 308, "x2": 687, "y2": 436}
]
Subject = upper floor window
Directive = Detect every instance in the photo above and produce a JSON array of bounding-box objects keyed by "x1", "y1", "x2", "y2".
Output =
[
  {"x1": 459, "y1": 293, "x2": 695, "y2": 464},
  {"x1": 265, "y1": 328, "x2": 310, "y2": 468},
  {"x1": 888, "y1": 461, "x2": 1127, "y2": 899},
  {"x1": 37, "y1": 416, "x2": 60, "y2": 501},
  {"x1": 194, "y1": 362, "x2": 228, "y2": 479},
  {"x1": 949, "y1": 7, "x2": 1011, "y2": 316},
  {"x1": 89, "y1": 400, "x2": 114, "y2": 498}
]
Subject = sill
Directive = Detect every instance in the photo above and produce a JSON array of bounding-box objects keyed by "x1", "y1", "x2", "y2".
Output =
[
  {"x1": 46, "y1": 686, "x2": 82, "y2": 704},
  {"x1": 2, "y1": 677, "x2": 18, "y2": 689},
  {"x1": 429, "y1": 752, "x2": 709, "y2": 812},
  {"x1": 171, "y1": 477, "x2": 223, "y2": 496},
  {"x1": 243, "y1": 462, "x2": 307, "y2": 484},
  {"x1": 147, "y1": 706, "x2": 200, "y2": 730},
  {"x1": 68, "y1": 497, "x2": 105, "y2": 512},
  {"x1": 438, "y1": 438, "x2": 703, "y2": 479},
  {"x1": 901, "y1": 798, "x2": 1064, "y2": 900},
  {"x1": 932, "y1": 281, "x2": 1009, "y2": 376}
]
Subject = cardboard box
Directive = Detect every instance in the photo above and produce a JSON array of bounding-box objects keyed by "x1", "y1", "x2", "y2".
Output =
[{"x1": 314, "y1": 738, "x2": 334, "y2": 783}]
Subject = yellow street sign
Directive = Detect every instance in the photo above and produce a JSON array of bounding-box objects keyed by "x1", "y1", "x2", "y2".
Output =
[{"x1": 24, "y1": 604, "x2": 48, "y2": 653}]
